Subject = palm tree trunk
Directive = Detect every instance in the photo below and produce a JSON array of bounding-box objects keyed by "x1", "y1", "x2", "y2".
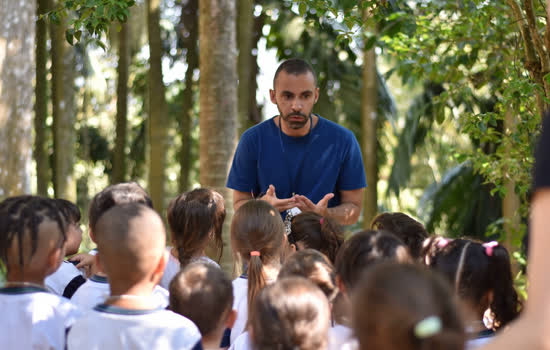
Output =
[
  {"x1": 0, "y1": 0, "x2": 35, "y2": 197},
  {"x1": 199, "y1": 0, "x2": 238, "y2": 274},
  {"x1": 237, "y1": 0, "x2": 254, "y2": 136}
]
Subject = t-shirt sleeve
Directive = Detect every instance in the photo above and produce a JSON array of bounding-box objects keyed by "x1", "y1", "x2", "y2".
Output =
[
  {"x1": 534, "y1": 112, "x2": 550, "y2": 190},
  {"x1": 336, "y1": 131, "x2": 367, "y2": 190},
  {"x1": 226, "y1": 131, "x2": 259, "y2": 193}
]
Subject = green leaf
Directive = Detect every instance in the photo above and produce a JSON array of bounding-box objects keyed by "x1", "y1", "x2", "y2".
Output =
[
  {"x1": 65, "y1": 30, "x2": 74, "y2": 45},
  {"x1": 299, "y1": 2, "x2": 307, "y2": 17}
]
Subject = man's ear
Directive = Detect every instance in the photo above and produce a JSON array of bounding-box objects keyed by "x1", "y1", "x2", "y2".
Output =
[
  {"x1": 314, "y1": 87, "x2": 319, "y2": 104},
  {"x1": 225, "y1": 309, "x2": 237, "y2": 329},
  {"x1": 269, "y1": 89, "x2": 277, "y2": 104}
]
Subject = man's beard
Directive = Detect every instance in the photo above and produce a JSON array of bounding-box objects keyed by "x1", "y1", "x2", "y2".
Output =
[{"x1": 281, "y1": 112, "x2": 310, "y2": 130}]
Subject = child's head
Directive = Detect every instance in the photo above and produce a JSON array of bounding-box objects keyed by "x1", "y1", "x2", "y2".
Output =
[
  {"x1": 370, "y1": 212, "x2": 429, "y2": 260},
  {"x1": 169, "y1": 263, "x2": 235, "y2": 344},
  {"x1": 352, "y1": 262, "x2": 465, "y2": 350},
  {"x1": 335, "y1": 230, "x2": 412, "y2": 294},
  {"x1": 428, "y1": 238, "x2": 521, "y2": 329},
  {"x1": 250, "y1": 277, "x2": 331, "y2": 350},
  {"x1": 167, "y1": 188, "x2": 225, "y2": 266},
  {"x1": 289, "y1": 212, "x2": 344, "y2": 263},
  {"x1": 53, "y1": 198, "x2": 82, "y2": 256},
  {"x1": 88, "y1": 182, "x2": 153, "y2": 239},
  {"x1": 0, "y1": 196, "x2": 67, "y2": 282},
  {"x1": 94, "y1": 203, "x2": 166, "y2": 291},
  {"x1": 278, "y1": 249, "x2": 338, "y2": 303},
  {"x1": 421, "y1": 235, "x2": 451, "y2": 266},
  {"x1": 230, "y1": 199, "x2": 286, "y2": 309}
]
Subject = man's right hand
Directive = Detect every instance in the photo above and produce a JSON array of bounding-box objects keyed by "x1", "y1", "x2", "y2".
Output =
[{"x1": 260, "y1": 184, "x2": 297, "y2": 212}]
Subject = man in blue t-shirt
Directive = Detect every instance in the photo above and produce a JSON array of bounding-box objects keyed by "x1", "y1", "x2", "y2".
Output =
[{"x1": 226, "y1": 59, "x2": 366, "y2": 225}]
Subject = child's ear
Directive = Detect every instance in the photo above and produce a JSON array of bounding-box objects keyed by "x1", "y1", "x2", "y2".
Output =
[
  {"x1": 88, "y1": 227, "x2": 96, "y2": 243},
  {"x1": 46, "y1": 246, "x2": 64, "y2": 276},
  {"x1": 152, "y1": 250, "x2": 168, "y2": 282},
  {"x1": 225, "y1": 309, "x2": 237, "y2": 329},
  {"x1": 336, "y1": 275, "x2": 347, "y2": 296},
  {"x1": 95, "y1": 252, "x2": 105, "y2": 274}
]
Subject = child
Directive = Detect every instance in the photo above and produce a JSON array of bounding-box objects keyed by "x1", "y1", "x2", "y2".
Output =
[
  {"x1": 170, "y1": 263, "x2": 236, "y2": 350},
  {"x1": 427, "y1": 238, "x2": 521, "y2": 348},
  {"x1": 45, "y1": 198, "x2": 87, "y2": 298},
  {"x1": 67, "y1": 203, "x2": 202, "y2": 349},
  {"x1": 160, "y1": 188, "x2": 225, "y2": 289},
  {"x1": 371, "y1": 212, "x2": 429, "y2": 260},
  {"x1": 352, "y1": 262, "x2": 465, "y2": 350},
  {"x1": 229, "y1": 199, "x2": 287, "y2": 345},
  {"x1": 289, "y1": 212, "x2": 344, "y2": 263},
  {"x1": 70, "y1": 182, "x2": 169, "y2": 309},
  {"x1": 278, "y1": 248, "x2": 338, "y2": 303},
  {"x1": 0, "y1": 195, "x2": 81, "y2": 349},
  {"x1": 332, "y1": 230, "x2": 412, "y2": 348},
  {"x1": 249, "y1": 277, "x2": 331, "y2": 350}
]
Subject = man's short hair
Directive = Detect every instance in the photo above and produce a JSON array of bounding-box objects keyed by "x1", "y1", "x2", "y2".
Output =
[{"x1": 273, "y1": 58, "x2": 317, "y2": 87}]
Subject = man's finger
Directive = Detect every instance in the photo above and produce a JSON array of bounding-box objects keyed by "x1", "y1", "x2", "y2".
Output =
[
  {"x1": 317, "y1": 193, "x2": 334, "y2": 207},
  {"x1": 266, "y1": 184, "x2": 276, "y2": 197}
]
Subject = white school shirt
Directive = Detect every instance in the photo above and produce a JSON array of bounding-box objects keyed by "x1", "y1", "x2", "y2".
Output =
[
  {"x1": 230, "y1": 276, "x2": 249, "y2": 345},
  {"x1": 229, "y1": 331, "x2": 252, "y2": 350},
  {"x1": 0, "y1": 285, "x2": 82, "y2": 350},
  {"x1": 71, "y1": 274, "x2": 169, "y2": 309},
  {"x1": 159, "y1": 247, "x2": 221, "y2": 289},
  {"x1": 67, "y1": 303, "x2": 202, "y2": 350},
  {"x1": 45, "y1": 260, "x2": 86, "y2": 296},
  {"x1": 328, "y1": 324, "x2": 358, "y2": 350}
]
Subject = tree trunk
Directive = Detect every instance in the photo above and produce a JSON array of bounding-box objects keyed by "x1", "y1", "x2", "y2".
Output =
[
  {"x1": 199, "y1": 0, "x2": 237, "y2": 274},
  {"x1": 0, "y1": 0, "x2": 35, "y2": 197},
  {"x1": 147, "y1": 0, "x2": 168, "y2": 213},
  {"x1": 361, "y1": 25, "x2": 378, "y2": 229},
  {"x1": 113, "y1": 22, "x2": 129, "y2": 184},
  {"x1": 237, "y1": 0, "x2": 254, "y2": 136},
  {"x1": 178, "y1": 0, "x2": 198, "y2": 193},
  {"x1": 50, "y1": 3, "x2": 76, "y2": 201},
  {"x1": 35, "y1": 0, "x2": 50, "y2": 196},
  {"x1": 503, "y1": 107, "x2": 521, "y2": 273}
]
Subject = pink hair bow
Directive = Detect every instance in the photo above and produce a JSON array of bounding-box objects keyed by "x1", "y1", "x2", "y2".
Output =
[
  {"x1": 436, "y1": 238, "x2": 450, "y2": 248},
  {"x1": 482, "y1": 241, "x2": 499, "y2": 257}
]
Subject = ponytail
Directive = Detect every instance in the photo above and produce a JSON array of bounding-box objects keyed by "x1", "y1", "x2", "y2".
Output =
[
  {"x1": 247, "y1": 252, "x2": 266, "y2": 317},
  {"x1": 487, "y1": 245, "x2": 521, "y2": 328}
]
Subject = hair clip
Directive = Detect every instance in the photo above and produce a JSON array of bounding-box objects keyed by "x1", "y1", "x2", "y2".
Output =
[
  {"x1": 414, "y1": 316, "x2": 442, "y2": 339},
  {"x1": 250, "y1": 251, "x2": 261, "y2": 257},
  {"x1": 436, "y1": 238, "x2": 450, "y2": 248},
  {"x1": 483, "y1": 241, "x2": 499, "y2": 257},
  {"x1": 320, "y1": 217, "x2": 324, "y2": 225}
]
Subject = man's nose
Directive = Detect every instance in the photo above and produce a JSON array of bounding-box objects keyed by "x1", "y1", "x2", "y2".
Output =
[{"x1": 291, "y1": 98, "x2": 302, "y2": 111}]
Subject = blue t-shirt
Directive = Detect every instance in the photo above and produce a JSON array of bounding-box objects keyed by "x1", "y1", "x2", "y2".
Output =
[{"x1": 226, "y1": 115, "x2": 366, "y2": 211}]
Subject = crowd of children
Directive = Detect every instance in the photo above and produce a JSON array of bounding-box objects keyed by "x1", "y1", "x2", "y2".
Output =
[{"x1": 0, "y1": 181, "x2": 526, "y2": 350}]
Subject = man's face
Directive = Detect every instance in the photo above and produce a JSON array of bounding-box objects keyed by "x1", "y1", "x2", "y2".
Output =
[{"x1": 270, "y1": 71, "x2": 319, "y2": 131}]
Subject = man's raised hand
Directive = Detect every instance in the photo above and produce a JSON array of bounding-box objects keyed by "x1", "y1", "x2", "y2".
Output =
[
  {"x1": 260, "y1": 184, "x2": 297, "y2": 212},
  {"x1": 294, "y1": 192, "x2": 334, "y2": 217}
]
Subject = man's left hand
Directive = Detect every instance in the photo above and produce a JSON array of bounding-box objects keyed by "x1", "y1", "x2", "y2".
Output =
[{"x1": 294, "y1": 193, "x2": 334, "y2": 217}]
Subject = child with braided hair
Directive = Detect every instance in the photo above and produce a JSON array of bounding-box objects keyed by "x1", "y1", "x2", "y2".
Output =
[{"x1": 0, "y1": 195, "x2": 81, "y2": 349}]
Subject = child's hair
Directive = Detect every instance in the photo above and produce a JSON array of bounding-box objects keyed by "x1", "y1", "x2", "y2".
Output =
[
  {"x1": 250, "y1": 277, "x2": 330, "y2": 350},
  {"x1": 88, "y1": 182, "x2": 153, "y2": 233},
  {"x1": 352, "y1": 262, "x2": 465, "y2": 350},
  {"x1": 289, "y1": 212, "x2": 344, "y2": 263},
  {"x1": 0, "y1": 196, "x2": 66, "y2": 270},
  {"x1": 421, "y1": 235, "x2": 452, "y2": 266},
  {"x1": 370, "y1": 212, "x2": 429, "y2": 259},
  {"x1": 278, "y1": 249, "x2": 338, "y2": 302},
  {"x1": 167, "y1": 188, "x2": 225, "y2": 266},
  {"x1": 428, "y1": 238, "x2": 521, "y2": 329},
  {"x1": 335, "y1": 230, "x2": 412, "y2": 291},
  {"x1": 230, "y1": 199, "x2": 285, "y2": 312},
  {"x1": 53, "y1": 198, "x2": 81, "y2": 225},
  {"x1": 169, "y1": 263, "x2": 233, "y2": 337}
]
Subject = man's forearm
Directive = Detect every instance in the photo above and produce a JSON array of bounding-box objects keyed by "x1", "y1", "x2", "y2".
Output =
[{"x1": 326, "y1": 202, "x2": 361, "y2": 226}]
